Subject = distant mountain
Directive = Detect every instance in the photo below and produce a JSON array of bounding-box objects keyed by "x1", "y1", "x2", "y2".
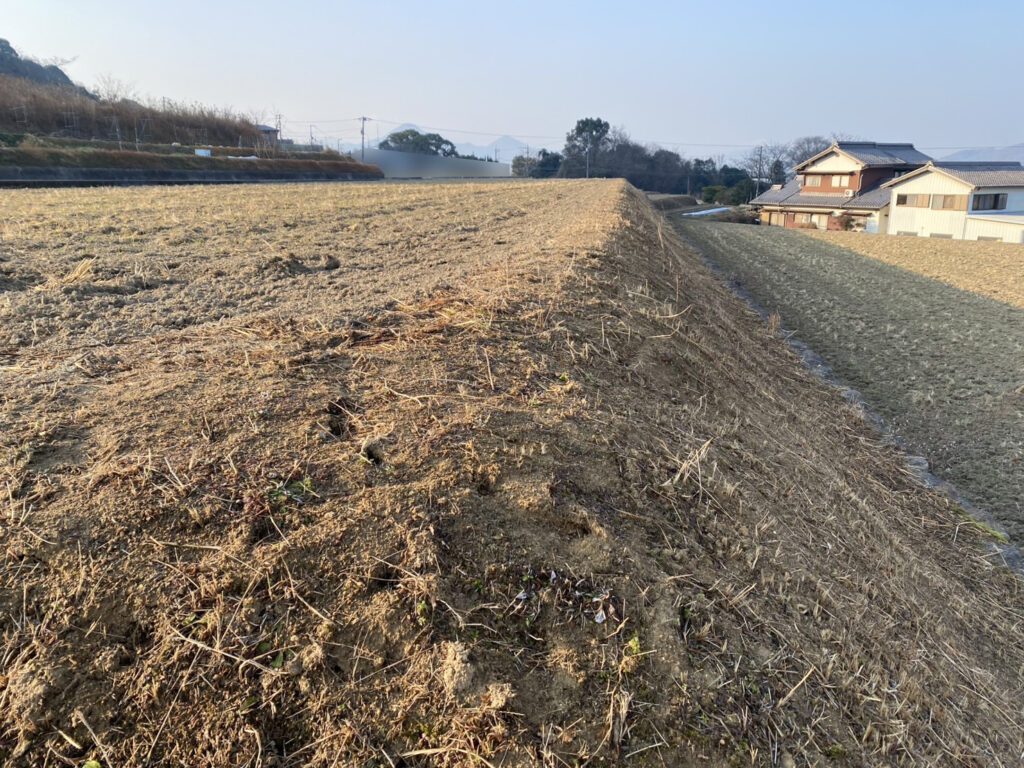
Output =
[
  {"x1": 456, "y1": 135, "x2": 529, "y2": 162},
  {"x1": 943, "y1": 143, "x2": 1024, "y2": 163},
  {"x1": 0, "y1": 38, "x2": 80, "y2": 89}
]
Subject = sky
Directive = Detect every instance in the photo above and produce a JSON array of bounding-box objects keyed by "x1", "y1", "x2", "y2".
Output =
[{"x1": 4, "y1": 0, "x2": 1024, "y2": 160}]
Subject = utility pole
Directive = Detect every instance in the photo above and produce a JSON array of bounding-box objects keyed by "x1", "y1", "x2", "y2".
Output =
[
  {"x1": 359, "y1": 116, "x2": 369, "y2": 162},
  {"x1": 755, "y1": 145, "x2": 764, "y2": 196}
]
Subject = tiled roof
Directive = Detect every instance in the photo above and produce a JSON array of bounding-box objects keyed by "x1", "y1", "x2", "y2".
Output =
[
  {"x1": 794, "y1": 142, "x2": 931, "y2": 172},
  {"x1": 882, "y1": 161, "x2": 1024, "y2": 189},
  {"x1": 836, "y1": 142, "x2": 931, "y2": 167},
  {"x1": 750, "y1": 178, "x2": 891, "y2": 211},
  {"x1": 750, "y1": 179, "x2": 800, "y2": 204},
  {"x1": 931, "y1": 161, "x2": 1024, "y2": 187}
]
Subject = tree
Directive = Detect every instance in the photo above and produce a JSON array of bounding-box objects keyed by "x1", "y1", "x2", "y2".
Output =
[
  {"x1": 559, "y1": 117, "x2": 610, "y2": 178},
  {"x1": 770, "y1": 159, "x2": 786, "y2": 186},
  {"x1": 512, "y1": 149, "x2": 562, "y2": 178},
  {"x1": 786, "y1": 135, "x2": 831, "y2": 169},
  {"x1": 511, "y1": 154, "x2": 537, "y2": 177},
  {"x1": 740, "y1": 142, "x2": 789, "y2": 195},
  {"x1": 533, "y1": 149, "x2": 562, "y2": 178},
  {"x1": 379, "y1": 129, "x2": 457, "y2": 157}
]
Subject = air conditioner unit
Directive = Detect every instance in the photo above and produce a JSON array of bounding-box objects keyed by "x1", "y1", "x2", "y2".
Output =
[{"x1": 844, "y1": 189, "x2": 855, "y2": 197}]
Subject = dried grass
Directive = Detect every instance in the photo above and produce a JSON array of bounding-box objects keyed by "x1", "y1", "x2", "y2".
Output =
[{"x1": 0, "y1": 180, "x2": 1022, "y2": 766}]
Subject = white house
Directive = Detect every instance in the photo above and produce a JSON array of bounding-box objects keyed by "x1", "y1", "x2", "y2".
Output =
[
  {"x1": 750, "y1": 142, "x2": 930, "y2": 233},
  {"x1": 882, "y1": 161, "x2": 1024, "y2": 242}
]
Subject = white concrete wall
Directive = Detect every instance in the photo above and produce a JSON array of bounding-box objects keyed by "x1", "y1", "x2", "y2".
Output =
[{"x1": 360, "y1": 148, "x2": 510, "y2": 179}]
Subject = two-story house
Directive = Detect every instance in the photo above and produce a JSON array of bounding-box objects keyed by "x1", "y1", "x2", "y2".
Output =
[
  {"x1": 881, "y1": 161, "x2": 1024, "y2": 242},
  {"x1": 751, "y1": 141, "x2": 931, "y2": 233}
]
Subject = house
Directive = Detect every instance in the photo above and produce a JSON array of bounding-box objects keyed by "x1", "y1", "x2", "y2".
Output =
[
  {"x1": 751, "y1": 141, "x2": 931, "y2": 233},
  {"x1": 256, "y1": 124, "x2": 280, "y2": 147},
  {"x1": 882, "y1": 161, "x2": 1024, "y2": 242}
]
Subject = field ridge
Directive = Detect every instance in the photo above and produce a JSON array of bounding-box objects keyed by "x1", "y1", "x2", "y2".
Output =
[{"x1": 2, "y1": 181, "x2": 1023, "y2": 766}]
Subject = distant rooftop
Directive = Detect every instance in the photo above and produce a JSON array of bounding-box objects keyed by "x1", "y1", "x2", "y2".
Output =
[{"x1": 795, "y1": 142, "x2": 931, "y2": 171}]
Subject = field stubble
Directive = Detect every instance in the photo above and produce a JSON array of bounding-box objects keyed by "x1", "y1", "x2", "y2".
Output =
[
  {"x1": 676, "y1": 220, "x2": 1024, "y2": 543},
  {"x1": 2, "y1": 181, "x2": 1024, "y2": 766}
]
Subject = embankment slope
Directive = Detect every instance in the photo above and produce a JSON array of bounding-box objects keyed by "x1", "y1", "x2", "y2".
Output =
[{"x1": 2, "y1": 180, "x2": 1023, "y2": 766}]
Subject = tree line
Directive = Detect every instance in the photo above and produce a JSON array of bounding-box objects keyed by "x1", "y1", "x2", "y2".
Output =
[{"x1": 513, "y1": 118, "x2": 840, "y2": 204}]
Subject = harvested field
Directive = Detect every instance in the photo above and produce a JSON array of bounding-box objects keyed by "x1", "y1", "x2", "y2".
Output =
[
  {"x1": 3, "y1": 180, "x2": 1024, "y2": 766},
  {"x1": 800, "y1": 229, "x2": 1024, "y2": 310},
  {"x1": 675, "y1": 220, "x2": 1024, "y2": 543}
]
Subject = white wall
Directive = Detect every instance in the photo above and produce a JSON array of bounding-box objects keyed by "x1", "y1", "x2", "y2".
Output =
[
  {"x1": 887, "y1": 171, "x2": 1024, "y2": 239},
  {"x1": 807, "y1": 152, "x2": 860, "y2": 173},
  {"x1": 360, "y1": 148, "x2": 510, "y2": 179},
  {"x1": 886, "y1": 172, "x2": 971, "y2": 237},
  {"x1": 964, "y1": 217, "x2": 1024, "y2": 243}
]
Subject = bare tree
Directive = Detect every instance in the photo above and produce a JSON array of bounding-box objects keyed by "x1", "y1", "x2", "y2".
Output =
[
  {"x1": 741, "y1": 142, "x2": 789, "y2": 195},
  {"x1": 94, "y1": 74, "x2": 137, "y2": 103},
  {"x1": 786, "y1": 135, "x2": 832, "y2": 169}
]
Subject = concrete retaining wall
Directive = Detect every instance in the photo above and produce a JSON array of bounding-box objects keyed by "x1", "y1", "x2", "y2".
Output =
[
  {"x1": 359, "y1": 148, "x2": 510, "y2": 179},
  {"x1": 0, "y1": 166, "x2": 383, "y2": 187}
]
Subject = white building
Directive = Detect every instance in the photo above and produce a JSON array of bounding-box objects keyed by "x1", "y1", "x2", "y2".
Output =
[
  {"x1": 882, "y1": 161, "x2": 1024, "y2": 242},
  {"x1": 750, "y1": 142, "x2": 930, "y2": 233}
]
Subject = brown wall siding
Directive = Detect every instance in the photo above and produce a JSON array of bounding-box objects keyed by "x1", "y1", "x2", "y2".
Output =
[
  {"x1": 802, "y1": 171, "x2": 857, "y2": 195},
  {"x1": 858, "y1": 168, "x2": 898, "y2": 191}
]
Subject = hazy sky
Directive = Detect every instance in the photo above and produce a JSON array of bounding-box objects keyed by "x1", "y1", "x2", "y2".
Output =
[{"x1": 5, "y1": 0, "x2": 1023, "y2": 159}]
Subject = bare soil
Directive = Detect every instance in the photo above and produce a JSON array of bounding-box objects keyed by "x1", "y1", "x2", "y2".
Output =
[
  {"x1": 675, "y1": 220, "x2": 1024, "y2": 543},
  {"x1": 3, "y1": 181, "x2": 1024, "y2": 767},
  {"x1": 800, "y1": 229, "x2": 1024, "y2": 310}
]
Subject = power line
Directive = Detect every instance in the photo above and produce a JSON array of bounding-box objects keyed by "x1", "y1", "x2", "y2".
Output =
[{"x1": 279, "y1": 115, "x2": 1016, "y2": 155}]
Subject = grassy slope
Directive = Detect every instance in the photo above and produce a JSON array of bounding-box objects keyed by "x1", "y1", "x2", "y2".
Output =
[
  {"x1": 0, "y1": 145, "x2": 383, "y2": 176},
  {"x1": 1, "y1": 181, "x2": 1023, "y2": 766}
]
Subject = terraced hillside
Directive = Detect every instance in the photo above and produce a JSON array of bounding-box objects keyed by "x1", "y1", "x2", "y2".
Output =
[{"x1": 2, "y1": 181, "x2": 1023, "y2": 766}]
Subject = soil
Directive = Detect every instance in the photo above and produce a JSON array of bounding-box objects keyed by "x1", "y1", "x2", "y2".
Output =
[
  {"x1": 800, "y1": 229, "x2": 1024, "y2": 310},
  {"x1": 2, "y1": 180, "x2": 1024, "y2": 767},
  {"x1": 675, "y1": 220, "x2": 1024, "y2": 543}
]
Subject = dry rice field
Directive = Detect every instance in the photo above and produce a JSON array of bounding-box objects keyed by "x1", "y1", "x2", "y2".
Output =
[
  {"x1": 676, "y1": 220, "x2": 1024, "y2": 544},
  {"x1": 801, "y1": 229, "x2": 1024, "y2": 310},
  {"x1": 3, "y1": 181, "x2": 1024, "y2": 766}
]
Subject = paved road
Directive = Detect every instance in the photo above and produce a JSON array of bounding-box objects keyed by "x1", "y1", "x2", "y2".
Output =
[{"x1": 675, "y1": 220, "x2": 1024, "y2": 544}]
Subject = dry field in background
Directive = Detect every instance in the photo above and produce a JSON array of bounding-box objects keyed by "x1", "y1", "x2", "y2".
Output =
[
  {"x1": 2, "y1": 180, "x2": 1024, "y2": 767},
  {"x1": 677, "y1": 220, "x2": 1024, "y2": 544},
  {"x1": 800, "y1": 229, "x2": 1024, "y2": 310}
]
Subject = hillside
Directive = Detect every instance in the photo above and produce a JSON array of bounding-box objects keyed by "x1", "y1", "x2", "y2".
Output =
[
  {"x1": 0, "y1": 38, "x2": 80, "y2": 90},
  {"x1": 2, "y1": 180, "x2": 1023, "y2": 766},
  {"x1": 0, "y1": 39, "x2": 257, "y2": 147},
  {"x1": 944, "y1": 142, "x2": 1024, "y2": 164}
]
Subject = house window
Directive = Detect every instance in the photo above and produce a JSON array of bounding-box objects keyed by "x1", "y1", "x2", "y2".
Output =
[
  {"x1": 931, "y1": 195, "x2": 968, "y2": 211},
  {"x1": 929, "y1": 233, "x2": 953, "y2": 238},
  {"x1": 977, "y1": 236, "x2": 1002, "y2": 242},
  {"x1": 972, "y1": 193, "x2": 1008, "y2": 211},
  {"x1": 831, "y1": 175, "x2": 849, "y2": 187},
  {"x1": 798, "y1": 214, "x2": 812, "y2": 223},
  {"x1": 896, "y1": 194, "x2": 930, "y2": 207},
  {"x1": 804, "y1": 176, "x2": 822, "y2": 187}
]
